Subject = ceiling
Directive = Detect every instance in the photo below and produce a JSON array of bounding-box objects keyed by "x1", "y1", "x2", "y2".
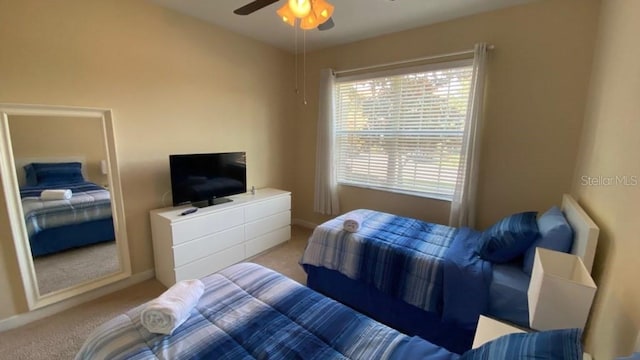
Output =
[{"x1": 149, "y1": 0, "x2": 534, "y2": 53}]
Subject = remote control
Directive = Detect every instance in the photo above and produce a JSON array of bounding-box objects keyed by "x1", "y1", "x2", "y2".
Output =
[{"x1": 180, "y1": 208, "x2": 198, "y2": 216}]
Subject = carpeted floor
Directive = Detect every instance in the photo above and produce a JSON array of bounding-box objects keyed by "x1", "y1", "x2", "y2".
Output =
[
  {"x1": 0, "y1": 225, "x2": 311, "y2": 360},
  {"x1": 34, "y1": 241, "x2": 119, "y2": 295}
]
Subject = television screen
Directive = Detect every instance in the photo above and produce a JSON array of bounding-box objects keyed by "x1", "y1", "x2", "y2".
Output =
[{"x1": 169, "y1": 152, "x2": 247, "y2": 207}]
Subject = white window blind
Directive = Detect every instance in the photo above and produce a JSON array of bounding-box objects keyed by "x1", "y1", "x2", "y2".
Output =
[{"x1": 334, "y1": 59, "x2": 474, "y2": 200}]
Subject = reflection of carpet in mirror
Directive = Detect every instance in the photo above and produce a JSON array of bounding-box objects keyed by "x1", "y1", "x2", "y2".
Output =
[{"x1": 34, "y1": 241, "x2": 119, "y2": 295}]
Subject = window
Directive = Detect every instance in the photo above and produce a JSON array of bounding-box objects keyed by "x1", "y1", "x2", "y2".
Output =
[{"x1": 334, "y1": 59, "x2": 474, "y2": 200}]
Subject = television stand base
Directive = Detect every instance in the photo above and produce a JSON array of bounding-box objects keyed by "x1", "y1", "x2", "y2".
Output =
[
  {"x1": 192, "y1": 197, "x2": 233, "y2": 208},
  {"x1": 211, "y1": 197, "x2": 232, "y2": 206}
]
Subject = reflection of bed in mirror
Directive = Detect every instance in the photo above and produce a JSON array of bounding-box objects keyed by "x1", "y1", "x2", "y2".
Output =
[
  {"x1": 15, "y1": 158, "x2": 115, "y2": 257},
  {"x1": 1, "y1": 103, "x2": 131, "y2": 311}
]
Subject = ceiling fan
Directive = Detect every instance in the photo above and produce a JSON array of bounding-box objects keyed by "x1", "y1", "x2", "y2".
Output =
[{"x1": 234, "y1": 0, "x2": 335, "y2": 31}]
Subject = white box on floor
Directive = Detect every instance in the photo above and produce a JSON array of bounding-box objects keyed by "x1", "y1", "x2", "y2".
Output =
[{"x1": 528, "y1": 248, "x2": 597, "y2": 331}]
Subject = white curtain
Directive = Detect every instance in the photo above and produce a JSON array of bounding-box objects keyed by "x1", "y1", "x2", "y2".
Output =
[
  {"x1": 314, "y1": 68, "x2": 340, "y2": 215},
  {"x1": 449, "y1": 43, "x2": 489, "y2": 228}
]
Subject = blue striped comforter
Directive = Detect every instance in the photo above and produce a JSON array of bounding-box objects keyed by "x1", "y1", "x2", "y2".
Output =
[
  {"x1": 75, "y1": 263, "x2": 458, "y2": 360},
  {"x1": 301, "y1": 209, "x2": 491, "y2": 323},
  {"x1": 20, "y1": 182, "x2": 112, "y2": 238}
]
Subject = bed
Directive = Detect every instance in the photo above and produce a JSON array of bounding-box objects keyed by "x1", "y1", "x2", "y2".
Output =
[
  {"x1": 75, "y1": 262, "x2": 584, "y2": 360},
  {"x1": 301, "y1": 194, "x2": 599, "y2": 354},
  {"x1": 17, "y1": 160, "x2": 115, "y2": 257}
]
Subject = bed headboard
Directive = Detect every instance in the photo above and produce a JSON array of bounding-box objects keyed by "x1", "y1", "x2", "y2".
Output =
[
  {"x1": 14, "y1": 156, "x2": 87, "y2": 187},
  {"x1": 561, "y1": 194, "x2": 599, "y2": 273}
]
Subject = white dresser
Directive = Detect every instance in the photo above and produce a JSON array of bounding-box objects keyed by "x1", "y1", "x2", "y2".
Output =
[{"x1": 150, "y1": 188, "x2": 291, "y2": 287}]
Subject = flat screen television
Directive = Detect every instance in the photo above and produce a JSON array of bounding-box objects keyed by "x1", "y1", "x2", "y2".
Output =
[{"x1": 169, "y1": 152, "x2": 247, "y2": 207}]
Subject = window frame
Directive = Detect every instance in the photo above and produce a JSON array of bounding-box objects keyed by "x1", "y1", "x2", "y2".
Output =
[{"x1": 333, "y1": 58, "x2": 474, "y2": 201}]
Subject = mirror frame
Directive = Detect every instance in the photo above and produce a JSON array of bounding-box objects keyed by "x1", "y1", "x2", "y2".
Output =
[{"x1": 0, "y1": 103, "x2": 131, "y2": 310}]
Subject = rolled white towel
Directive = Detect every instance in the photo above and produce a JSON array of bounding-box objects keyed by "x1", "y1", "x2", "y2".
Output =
[
  {"x1": 40, "y1": 189, "x2": 72, "y2": 201},
  {"x1": 343, "y1": 213, "x2": 364, "y2": 233},
  {"x1": 140, "y1": 279, "x2": 205, "y2": 335}
]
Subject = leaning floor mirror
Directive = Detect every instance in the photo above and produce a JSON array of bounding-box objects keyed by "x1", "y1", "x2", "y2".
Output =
[{"x1": 0, "y1": 103, "x2": 131, "y2": 310}]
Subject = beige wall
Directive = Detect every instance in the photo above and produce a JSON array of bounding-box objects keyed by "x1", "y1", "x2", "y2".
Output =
[
  {"x1": 571, "y1": 0, "x2": 640, "y2": 358},
  {"x1": 293, "y1": 0, "x2": 600, "y2": 228},
  {"x1": 9, "y1": 116, "x2": 108, "y2": 186},
  {"x1": 4, "y1": 2, "x2": 631, "y2": 356},
  {"x1": 0, "y1": 0, "x2": 294, "y2": 319}
]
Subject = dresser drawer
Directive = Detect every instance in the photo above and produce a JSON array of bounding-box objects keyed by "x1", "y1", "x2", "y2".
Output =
[
  {"x1": 245, "y1": 195, "x2": 291, "y2": 223},
  {"x1": 171, "y1": 207, "x2": 244, "y2": 245},
  {"x1": 174, "y1": 244, "x2": 245, "y2": 281},
  {"x1": 173, "y1": 225, "x2": 244, "y2": 267},
  {"x1": 245, "y1": 211, "x2": 290, "y2": 240},
  {"x1": 246, "y1": 226, "x2": 291, "y2": 258}
]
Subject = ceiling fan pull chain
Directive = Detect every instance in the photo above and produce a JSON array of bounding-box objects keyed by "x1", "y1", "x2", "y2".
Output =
[
  {"x1": 294, "y1": 25, "x2": 299, "y2": 95},
  {"x1": 303, "y1": 29, "x2": 307, "y2": 105}
]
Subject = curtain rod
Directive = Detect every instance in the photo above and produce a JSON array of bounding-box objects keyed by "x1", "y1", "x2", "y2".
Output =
[{"x1": 334, "y1": 44, "x2": 495, "y2": 76}]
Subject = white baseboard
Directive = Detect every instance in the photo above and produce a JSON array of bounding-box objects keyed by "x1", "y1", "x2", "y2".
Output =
[
  {"x1": 292, "y1": 218, "x2": 317, "y2": 229},
  {"x1": 0, "y1": 269, "x2": 155, "y2": 332}
]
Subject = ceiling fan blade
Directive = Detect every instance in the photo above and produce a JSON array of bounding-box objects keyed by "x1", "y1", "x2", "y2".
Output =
[
  {"x1": 233, "y1": 0, "x2": 280, "y2": 15},
  {"x1": 317, "y1": 17, "x2": 335, "y2": 31}
]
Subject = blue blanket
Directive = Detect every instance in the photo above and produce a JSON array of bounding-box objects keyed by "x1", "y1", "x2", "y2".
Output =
[
  {"x1": 442, "y1": 227, "x2": 493, "y2": 328},
  {"x1": 19, "y1": 181, "x2": 112, "y2": 239},
  {"x1": 76, "y1": 263, "x2": 459, "y2": 360},
  {"x1": 301, "y1": 209, "x2": 492, "y2": 328}
]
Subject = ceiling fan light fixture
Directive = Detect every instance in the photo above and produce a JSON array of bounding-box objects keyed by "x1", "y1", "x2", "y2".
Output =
[
  {"x1": 277, "y1": 3, "x2": 296, "y2": 26},
  {"x1": 288, "y1": 0, "x2": 312, "y2": 18},
  {"x1": 274, "y1": 0, "x2": 334, "y2": 30},
  {"x1": 300, "y1": 11, "x2": 320, "y2": 30},
  {"x1": 312, "y1": 0, "x2": 334, "y2": 21}
]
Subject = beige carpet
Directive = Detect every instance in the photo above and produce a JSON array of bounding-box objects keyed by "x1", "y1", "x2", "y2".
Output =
[
  {"x1": 0, "y1": 225, "x2": 311, "y2": 360},
  {"x1": 34, "y1": 241, "x2": 120, "y2": 295},
  {"x1": 249, "y1": 225, "x2": 310, "y2": 285}
]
